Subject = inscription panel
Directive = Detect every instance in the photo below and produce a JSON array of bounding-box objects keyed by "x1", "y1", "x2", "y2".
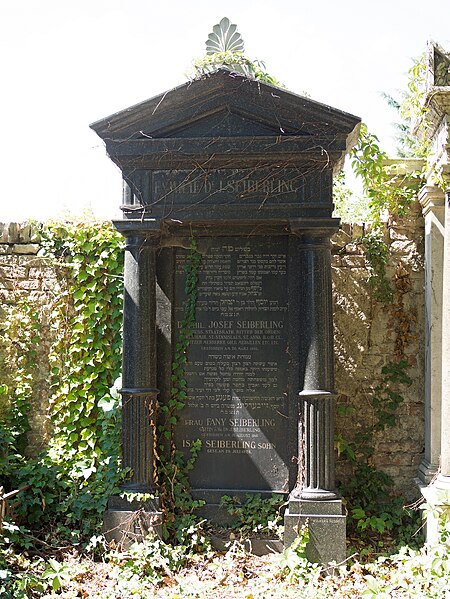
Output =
[
  {"x1": 153, "y1": 168, "x2": 302, "y2": 207},
  {"x1": 174, "y1": 236, "x2": 289, "y2": 492}
]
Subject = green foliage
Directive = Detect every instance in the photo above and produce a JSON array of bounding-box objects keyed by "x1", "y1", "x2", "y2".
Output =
[
  {"x1": 423, "y1": 488, "x2": 450, "y2": 545},
  {"x1": 350, "y1": 124, "x2": 423, "y2": 226},
  {"x1": 400, "y1": 55, "x2": 429, "y2": 149},
  {"x1": 220, "y1": 493, "x2": 285, "y2": 539},
  {"x1": 333, "y1": 170, "x2": 370, "y2": 222},
  {"x1": 277, "y1": 526, "x2": 321, "y2": 587},
  {"x1": 0, "y1": 568, "x2": 46, "y2": 599},
  {"x1": 358, "y1": 540, "x2": 450, "y2": 598},
  {"x1": 360, "y1": 231, "x2": 394, "y2": 303},
  {"x1": 336, "y1": 92, "x2": 423, "y2": 551},
  {"x1": 0, "y1": 219, "x2": 125, "y2": 543},
  {"x1": 372, "y1": 360, "x2": 412, "y2": 431},
  {"x1": 0, "y1": 385, "x2": 22, "y2": 484},
  {"x1": 345, "y1": 463, "x2": 418, "y2": 539},
  {"x1": 42, "y1": 558, "x2": 86, "y2": 592},
  {"x1": 42, "y1": 221, "x2": 123, "y2": 461},
  {"x1": 13, "y1": 457, "x2": 67, "y2": 528},
  {"x1": 41, "y1": 220, "x2": 124, "y2": 535},
  {"x1": 337, "y1": 360, "x2": 411, "y2": 464},
  {"x1": 0, "y1": 302, "x2": 43, "y2": 487},
  {"x1": 337, "y1": 358, "x2": 418, "y2": 545},
  {"x1": 191, "y1": 51, "x2": 282, "y2": 86},
  {"x1": 382, "y1": 56, "x2": 429, "y2": 159},
  {"x1": 6, "y1": 303, "x2": 41, "y2": 454},
  {"x1": 340, "y1": 56, "x2": 427, "y2": 227},
  {"x1": 110, "y1": 535, "x2": 192, "y2": 590}
]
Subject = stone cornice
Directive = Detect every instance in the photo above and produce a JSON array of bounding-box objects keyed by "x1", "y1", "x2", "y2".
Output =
[{"x1": 418, "y1": 184, "x2": 446, "y2": 216}]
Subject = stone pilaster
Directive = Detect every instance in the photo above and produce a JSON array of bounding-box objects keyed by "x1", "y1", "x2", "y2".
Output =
[
  {"x1": 418, "y1": 185, "x2": 445, "y2": 484},
  {"x1": 294, "y1": 231, "x2": 337, "y2": 499},
  {"x1": 439, "y1": 190, "x2": 450, "y2": 477},
  {"x1": 423, "y1": 189, "x2": 450, "y2": 545},
  {"x1": 103, "y1": 229, "x2": 162, "y2": 546},
  {"x1": 120, "y1": 233, "x2": 159, "y2": 491},
  {"x1": 284, "y1": 228, "x2": 345, "y2": 564}
]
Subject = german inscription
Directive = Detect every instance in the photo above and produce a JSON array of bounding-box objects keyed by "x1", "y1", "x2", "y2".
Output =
[
  {"x1": 152, "y1": 168, "x2": 303, "y2": 209},
  {"x1": 174, "y1": 236, "x2": 290, "y2": 491}
]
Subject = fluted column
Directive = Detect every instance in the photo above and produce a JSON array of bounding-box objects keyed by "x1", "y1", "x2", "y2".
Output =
[
  {"x1": 121, "y1": 232, "x2": 159, "y2": 492},
  {"x1": 284, "y1": 225, "x2": 345, "y2": 562},
  {"x1": 299, "y1": 391, "x2": 336, "y2": 498},
  {"x1": 293, "y1": 230, "x2": 337, "y2": 500}
]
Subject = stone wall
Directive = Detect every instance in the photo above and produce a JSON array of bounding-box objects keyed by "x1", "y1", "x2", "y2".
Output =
[
  {"x1": 0, "y1": 216, "x2": 426, "y2": 495},
  {"x1": 333, "y1": 203, "x2": 425, "y2": 498},
  {"x1": 0, "y1": 222, "x2": 67, "y2": 454}
]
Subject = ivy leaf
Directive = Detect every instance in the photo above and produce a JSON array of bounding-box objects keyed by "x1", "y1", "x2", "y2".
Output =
[{"x1": 98, "y1": 397, "x2": 118, "y2": 413}]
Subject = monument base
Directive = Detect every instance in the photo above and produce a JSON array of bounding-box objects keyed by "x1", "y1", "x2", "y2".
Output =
[
  {"x1": 192, "y1": 489, "x2": 281, "y2": 526},
  {"x1": 284, "y1": 498, "x2": 346, "y2": 565},
  {"x1": 103, "y1": 495, "x2": 162, "y2": 548}
]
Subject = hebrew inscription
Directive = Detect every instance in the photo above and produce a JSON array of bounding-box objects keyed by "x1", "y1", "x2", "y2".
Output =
[{"x1": 174, "y1": 236, "x2": 290, "y2": 491}]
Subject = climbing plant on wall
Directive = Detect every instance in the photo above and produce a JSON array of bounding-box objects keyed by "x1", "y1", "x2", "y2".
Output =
[
  {"x1": 332, "y1": 56, "x2": 429, "y2": 548},
  {"x1": 0, "y1": 220, "x2": 126, "y2": 539}
]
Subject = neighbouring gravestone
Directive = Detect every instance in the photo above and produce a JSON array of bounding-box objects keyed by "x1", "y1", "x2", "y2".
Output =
[{"x1": 91, "y1": 19, "x2": 360, "y2": 562}]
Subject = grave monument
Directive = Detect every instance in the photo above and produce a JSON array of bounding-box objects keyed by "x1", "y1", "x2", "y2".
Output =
[{"x1": 91, "y1": 19, "x2": 360, "y2": 563}]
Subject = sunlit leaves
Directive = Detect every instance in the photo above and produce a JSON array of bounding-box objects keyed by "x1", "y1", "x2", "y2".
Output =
[
  {"x1": 6, "y1": 219, "x2": 127, "y2": 536},
  {"x1": 350, "y1": 123, "x2": 424, "y2": 226}
]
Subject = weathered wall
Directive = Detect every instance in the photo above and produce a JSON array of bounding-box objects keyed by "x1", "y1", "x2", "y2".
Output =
[
  {"x1": 333, "y1": 203, "x2": 425, "y2": 497},
  {"x1": 0, "y1": 222, "x2": 67, "y2": 454},
  {"x1": 0, "y1": 216, "x2": 425, "y2": 495}
]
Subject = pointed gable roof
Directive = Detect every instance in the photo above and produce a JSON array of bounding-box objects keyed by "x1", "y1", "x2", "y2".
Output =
[{"x1": 91, "y1": 70, "x2": 360, "y2": 168}]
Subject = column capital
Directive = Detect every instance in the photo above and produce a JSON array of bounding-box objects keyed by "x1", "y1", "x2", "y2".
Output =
[
  {"x1": 123, "y1": 234, "x2": 160, "y2": 252},
  {"x1": 289, "y1": 218, "x2": 340, "y2": 239},
  {"x1": 113, "y1": 219, "x2": 161, "y2": 238}
]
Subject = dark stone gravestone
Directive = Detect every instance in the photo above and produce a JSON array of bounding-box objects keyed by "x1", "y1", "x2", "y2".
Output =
[{"x1": 91, "y1": 57, "x2": 360, "y2": 562}]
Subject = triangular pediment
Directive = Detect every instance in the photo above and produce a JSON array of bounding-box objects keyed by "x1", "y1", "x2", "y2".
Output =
[
  {"x1": 148, "y1": 107, "x2": 310, "y2": 138},
  {"x1": 90, "y1": 69, "x2": 360, "y2": 142}
]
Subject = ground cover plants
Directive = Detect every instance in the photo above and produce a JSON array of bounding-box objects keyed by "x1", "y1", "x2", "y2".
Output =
[{"x1": 2, "y1": 524, "x2": 450, "y2": 598}]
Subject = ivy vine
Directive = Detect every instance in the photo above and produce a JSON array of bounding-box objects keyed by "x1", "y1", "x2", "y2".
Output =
[
  {"x1": 1, "y1": 220, "x2": 125, "y2": 540},
  {"x1": 156, "y1": 239, "x2": 205, "y2": 544},
  {"x1": 334, "y1": 57, "x2": 428, "y2": 546}
]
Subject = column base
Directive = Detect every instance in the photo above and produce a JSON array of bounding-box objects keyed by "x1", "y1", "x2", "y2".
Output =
[
  {"x1": 284, "y1": 497, "x2": 346, "y2": 565},
  {"x1": 421, "y1": 475, "x2": 450, "y2": 547},
  {"x1": 103, "y1": 495, "x2": 163, "y2": 549}
]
